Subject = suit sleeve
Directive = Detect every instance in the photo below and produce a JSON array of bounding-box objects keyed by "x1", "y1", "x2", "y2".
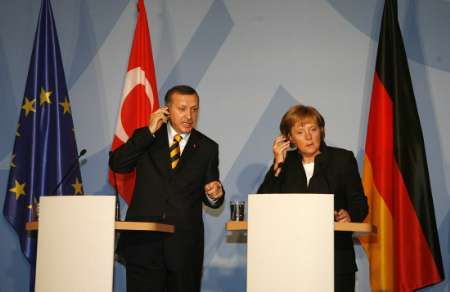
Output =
[
  {"x1": 257, "y1": 164, "x2": 283, "y2": 194},
  {"x1": 202, "y1": 143, "x2": 225, "y2": 209},
  {"x1": 342, "y1": 152, "x2": 369, "y2": 222},
  {"x1": 109, "y1": 127, "x2": 156, "y2": 173}
]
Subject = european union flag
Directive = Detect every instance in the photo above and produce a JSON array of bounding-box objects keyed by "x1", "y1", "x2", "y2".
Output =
[{"x1": 2, "y1": 0, "x2": 84, "y2": 288}]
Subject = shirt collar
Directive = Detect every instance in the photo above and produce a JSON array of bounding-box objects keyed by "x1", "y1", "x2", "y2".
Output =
[{"x1": 167, "y1": 122, "x2": 190, "y2": 143}]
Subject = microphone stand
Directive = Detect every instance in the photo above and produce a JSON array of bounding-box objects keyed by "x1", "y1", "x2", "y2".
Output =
[
  {"x1": 108, "y1": 151, "x2": 121, "y2": 222},
  {"x1": 112, "y1": 171, "x2": 121, "y2": 222},
  {"x1": 50, "y1": 149, "x2": 87, "y2": 195}
]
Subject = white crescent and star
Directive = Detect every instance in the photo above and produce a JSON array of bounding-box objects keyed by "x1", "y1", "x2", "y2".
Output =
[{"x1": 114, "y1": 67, "x2": 156, "y2": 143}]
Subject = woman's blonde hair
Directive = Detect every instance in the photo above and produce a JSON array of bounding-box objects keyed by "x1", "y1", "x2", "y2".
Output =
[{"x1": 279, "y1": 104, "x2": 325, "y2": 140}]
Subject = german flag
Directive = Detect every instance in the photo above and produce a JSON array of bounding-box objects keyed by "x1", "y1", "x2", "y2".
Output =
[{"x1": 360, "y1": 0, "x2": 444, "y2": 291}]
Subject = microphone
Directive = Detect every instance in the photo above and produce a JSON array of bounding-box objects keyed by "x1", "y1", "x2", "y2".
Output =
[
  {"x1": 51, "y1": 149, "x2": 87, "y2": 195},
  {"x1": 109, "y1": 151, "x2": 121, "y2": 221}
]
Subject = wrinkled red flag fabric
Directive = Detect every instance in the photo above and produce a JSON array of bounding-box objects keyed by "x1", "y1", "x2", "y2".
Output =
[
  {"x1": 360, "y1": 0, "x2": 444, "y2": 291},
  {"x1": 109, "y1": 0, "x2": 159, "y2": 204}
]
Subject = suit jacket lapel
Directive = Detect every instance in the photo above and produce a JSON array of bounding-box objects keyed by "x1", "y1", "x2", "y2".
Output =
[
  {"x1": 150, "y1": 124, "x2": 171, "y2": 177},
  {"x1": 311, "y1": 144, "x2": 331, "y2": 193},
  {"x1": 175, "y1": 129, "x2": 200, "y2": 173},
  {"x1": 286, "y1": 151, "x2": 308, "y2": 192},
  {"x1": 314, "y1": 143, "x2": 329, "y2": 177}
]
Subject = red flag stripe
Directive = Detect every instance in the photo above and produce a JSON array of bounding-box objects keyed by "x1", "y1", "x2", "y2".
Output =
[
  {"x1": 364, "y1": 72, "x2": 443, "y2": 290},
  {"x1": 362, "y1": 1, "x2": 444, "y2": 288},
  {"x1": 365, "y1": 73, "x2": 394, "y2": 211},
  {"x1": 109, "y1": 0, "x2": 159, "y2": 205},
  {"x1": 391, "y1": 157, "x2": 442, "y2": 290}
]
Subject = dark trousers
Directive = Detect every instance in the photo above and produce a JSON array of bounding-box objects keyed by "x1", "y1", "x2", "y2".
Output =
[
  {"x1": 120, "y1": 231, "x2": 203, "y2": 292},
  {"x1": 335, "y1": 273, "x2": 355, "y2": 292},
  {"x1": 126, "y1": 263, "x2": 201, "y2": 292}
]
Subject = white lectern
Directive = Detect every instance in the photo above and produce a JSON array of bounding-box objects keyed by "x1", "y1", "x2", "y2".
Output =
[
  {"x1": 247, "y1": 193, "x2": 334, "y2": 292},
  {"x1": 35, "y1": 196, "x2": 116, "y2": 292}
]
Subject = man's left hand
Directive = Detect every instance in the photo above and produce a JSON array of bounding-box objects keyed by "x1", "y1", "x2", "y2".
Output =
[{"x1": 204, "y1": 181, "x2": 223, "y2": 200}]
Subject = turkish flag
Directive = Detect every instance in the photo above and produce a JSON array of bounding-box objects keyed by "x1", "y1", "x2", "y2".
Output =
[{"x1": 109, "y1": 0, "x2": 159, "y2": 205}]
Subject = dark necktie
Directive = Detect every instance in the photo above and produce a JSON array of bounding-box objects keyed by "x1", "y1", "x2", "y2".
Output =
[{"x1": 169, "y1": 134, "x2": 182, "y2": 169}]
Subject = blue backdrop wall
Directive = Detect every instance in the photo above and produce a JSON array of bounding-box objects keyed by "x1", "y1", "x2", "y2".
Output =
[{"x1": 1, "y1": 1, "x2": 449, "y2": 291}]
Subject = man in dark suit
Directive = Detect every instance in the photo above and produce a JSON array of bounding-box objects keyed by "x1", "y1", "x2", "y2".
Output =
[{"x1": 109, "y1": 85, "x2": 224, "y2": 292}]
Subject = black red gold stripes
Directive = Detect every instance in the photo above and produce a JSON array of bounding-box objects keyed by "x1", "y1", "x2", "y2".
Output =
[{"x1": 361, "y1": 0, "x2": 444, "y2": 290}]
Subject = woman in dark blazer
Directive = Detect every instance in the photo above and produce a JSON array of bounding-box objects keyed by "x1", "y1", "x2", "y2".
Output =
[{"x1": 258, "y1": 104, "x2": 368, "y2": 292}]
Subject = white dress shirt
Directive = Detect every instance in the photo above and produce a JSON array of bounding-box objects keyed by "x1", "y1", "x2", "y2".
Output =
[
  {"x1": 302, "y1": 161, "x2": 314, "y2": 186},
  {"x1": 167, "y1": 122, "x2": 190, "y2": 153}
]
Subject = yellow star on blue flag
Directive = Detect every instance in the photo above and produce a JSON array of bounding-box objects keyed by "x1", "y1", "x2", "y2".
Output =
[
  {"x1": 22, "y1": 97, "x2": 36, "y2": 116},
  {"x1": 71, "y1": 178, "x2": 83, "y2": 195},
  {"x1": 9, "y1": 180, "x2": 26, "y2": 200},
  {"x1": 59, "y1": 97, "x2": 71, "y2": 114},
  {"x1": 3, "y1": 1, "x2": 84, "y2": 283},
  {"x1": 39, "y1": 88, "x2": 52, "y2": 105}
]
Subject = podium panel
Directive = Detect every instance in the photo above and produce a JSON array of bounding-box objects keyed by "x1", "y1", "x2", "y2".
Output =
[
  {"x1": 247, "y1": 193, "x2": 334, "y2": 292},
  {"x1": 35, "y1": 196, "x2": 115, "y2": 292}
]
